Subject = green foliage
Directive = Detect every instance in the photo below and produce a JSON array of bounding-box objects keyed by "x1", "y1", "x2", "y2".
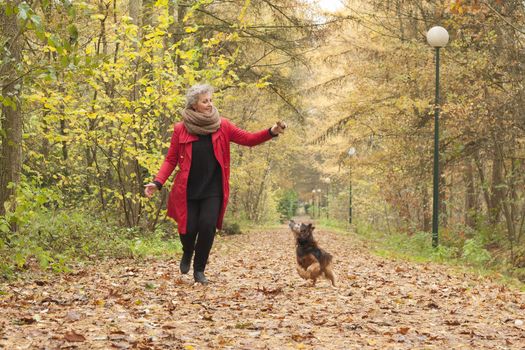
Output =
[
  {"x1": 277, "y1": 189, "x2": 298, "y2": 222},
  {"x1": 316, "y1": 217, "x2": 349, "y2": 232},
  {"x1": 0, "y1": 208, "x2": 181, "y2": 280},
  {"x1": 2, "y1": 176, "x2": 62, "y2": 231},
  {"x1": 220, "y1": 221, "x2": 242, "y2": 235},
  {"x1": 14, "y1": 0, "x2": 253, "y2": 230},
  {"x1": 462, "y1": 238, "x2": 492, "y2": 267},
  {"x1": 431, "y1": 244, "x2": 460, "y2": 263},
  {"x1": 126, "y1": 228, "x2": 181, "y2": 259},
  {"x1": 333, "y1": 218, "x2": 525, "y2": 284}
]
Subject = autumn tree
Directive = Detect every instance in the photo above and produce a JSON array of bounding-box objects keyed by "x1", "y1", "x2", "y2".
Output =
[{"x1": 0, "y1": 1, "x2": 24, "y2": 218}]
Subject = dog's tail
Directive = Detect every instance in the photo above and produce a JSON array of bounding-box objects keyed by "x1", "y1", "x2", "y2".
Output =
[{"x1": 321, "y1": 251, "x2": 335, "y2": 287}]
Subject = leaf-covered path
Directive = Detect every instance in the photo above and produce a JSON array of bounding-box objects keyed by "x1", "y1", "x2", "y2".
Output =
[{"x1": 1, "y1": 226, "x2": 524, "y2": 349}]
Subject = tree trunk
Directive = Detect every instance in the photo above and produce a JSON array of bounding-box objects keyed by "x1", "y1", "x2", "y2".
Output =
[
  {"x1": 252, "y1": 145, "x2": 272, "y2": 222},
  {"x1": 129, "y1": 0, "x2": 143, "y2": 28},
  {"x1": 168, "y1": 1, "x2": 186, "y2": 74},
  {"x1": 0, "y1": 4, "x2": 23, "y2": 218},
  {"x1": 490, "y1": 141, "x2": 504, "y2": 225},
  {"x1": 126, "y1": 0, "x2": 144, "y2": 227},
  {"x1": 464, "y1": 158, "x2": 477, "y2": 229}
]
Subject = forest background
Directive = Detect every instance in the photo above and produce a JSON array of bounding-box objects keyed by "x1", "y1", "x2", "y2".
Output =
[{"x1": 1, "y1": 0, "x2": 524, "y2": 283}]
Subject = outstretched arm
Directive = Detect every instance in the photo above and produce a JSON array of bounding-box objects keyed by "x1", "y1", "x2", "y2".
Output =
[{"x1": 228, "y1": 119, "x2": 286, "y2": 146}]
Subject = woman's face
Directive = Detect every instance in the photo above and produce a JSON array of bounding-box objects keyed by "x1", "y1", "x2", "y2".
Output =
[{"x1": 192, "y1": 93, "x2": 213, "y2": 113}]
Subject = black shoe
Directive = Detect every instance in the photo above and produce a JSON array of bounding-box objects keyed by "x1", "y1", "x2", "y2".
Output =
[
  {"x1": 179, "y1": 252, "x2": 192, "y2": 274},
  {"x1": 194, "y1": 271, "x2": 208, "y2": 285}
]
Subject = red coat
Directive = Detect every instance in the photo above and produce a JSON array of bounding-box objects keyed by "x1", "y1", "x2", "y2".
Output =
[{"x1": 154, "y1": 118, "x2": 274, "y2": 234}]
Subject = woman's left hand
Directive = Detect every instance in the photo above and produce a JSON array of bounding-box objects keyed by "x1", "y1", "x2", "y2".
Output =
[{"x1": 271, "y1": 121, "x2": 287, "y2": 135}]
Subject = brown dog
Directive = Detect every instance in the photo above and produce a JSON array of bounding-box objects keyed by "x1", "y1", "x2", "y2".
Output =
[{"x1": 289, "y1": 220, "x2": 336, "y2": 286}]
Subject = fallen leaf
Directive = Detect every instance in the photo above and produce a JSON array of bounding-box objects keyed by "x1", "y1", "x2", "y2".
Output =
[
  {"x1": 16, "y1": 317, "x2": 37, "y2": 325},
  {"x1": 66, "y1": 311, "x2": 81, "y2": 321},
  {"x1": 291, "y1": 332, "x2": 314, "y2": 342},
  {"x1": 64, "y1": 331, "x2": 86, "y2": 342},
  {"x1": 109, "y1": 330, "x2": 127, "y2": 341},
  {"x1": 398, "y1": 327, "x2": 409, "y2": 335},
  {"x1": 257, "y1": 286, "x2": 283, "y2": 295},
  {"x1": 234, "y1": 321, "x2": 254, "y2": 329},
  {"x1": 426, "y1": 302, "x2": 439, "y2": 309},
  {"x1": 202, "y1": 312, "x2": 213, "y2": 321},
  {"x1": 162, "y1": 322, "x2": 177, "y2": 329},
  {"x1": 111, "y1": 341, "x2": 130, "y2": 349},
  {"x1": 392, "y1": 334, "x2": 406, "y2": 343}
]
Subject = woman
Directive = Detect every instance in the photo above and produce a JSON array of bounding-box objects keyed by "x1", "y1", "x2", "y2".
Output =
[{"x1": 144, "y1": 84, "x2": 286, "y2": 284}]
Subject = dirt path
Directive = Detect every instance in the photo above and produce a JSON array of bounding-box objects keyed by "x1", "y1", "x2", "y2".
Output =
[{"x1": 1, "y1": 226, "x2": 524, "y2": 349}]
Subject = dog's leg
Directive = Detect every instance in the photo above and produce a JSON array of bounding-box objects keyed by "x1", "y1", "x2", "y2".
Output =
[
  {"x1": 324, "y1": 263, "x2": 336, "y2": 287},
  {"x1": 306, "y1": 262, "x2": 321, "y2": 280},
  {"x1": 296, "y1": 266, "x2": 309, "y2": 280}
]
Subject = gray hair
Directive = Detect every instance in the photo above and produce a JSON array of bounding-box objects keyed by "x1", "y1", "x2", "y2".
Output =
[{"x1": 185, "y1": 84, "x2": 214, "y2": 108}]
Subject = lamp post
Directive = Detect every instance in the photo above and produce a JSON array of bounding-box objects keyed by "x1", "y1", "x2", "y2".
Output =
[
  {"x1": 347, "y1": 147, "x2": 356, "y2": 224},
  {"x1": 426, "y1": 26, "x2": 449, "y2": 248}
]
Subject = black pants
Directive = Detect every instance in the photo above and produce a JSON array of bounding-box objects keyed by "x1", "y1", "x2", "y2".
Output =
[{"x1": 179, "y1": 196, "x2": 222, "y2": 272}]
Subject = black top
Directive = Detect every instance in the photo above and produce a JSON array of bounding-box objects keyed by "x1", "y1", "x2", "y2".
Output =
[{"x1": 186, "y1": 134, "x2": 223, "y2": 200}]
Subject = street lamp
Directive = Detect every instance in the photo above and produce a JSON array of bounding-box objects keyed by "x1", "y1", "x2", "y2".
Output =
[
  {"x1": 426, "y1": 26, "x2": 449, "y2": 248},
  {"x1": 348, "y1": 147, "x2": 356, "y2": 224}
]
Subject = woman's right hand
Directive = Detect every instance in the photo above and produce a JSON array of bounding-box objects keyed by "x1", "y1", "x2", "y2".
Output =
[{"x1": 144, "y1": 183, "x2": 158, "y2": 198}]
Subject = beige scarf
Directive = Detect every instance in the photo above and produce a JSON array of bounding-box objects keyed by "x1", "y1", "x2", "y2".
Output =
[{"x1": 182, "y1": 106, "x2": 221, "y2": 135}]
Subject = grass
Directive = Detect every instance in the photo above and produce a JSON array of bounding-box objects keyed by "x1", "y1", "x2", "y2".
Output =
[
  {"x1": 309, "y1": 217, "x2": 525, "y2": 291},
  {"x1": 0, "y1": 210, "x2": 182, "y2": 281}
]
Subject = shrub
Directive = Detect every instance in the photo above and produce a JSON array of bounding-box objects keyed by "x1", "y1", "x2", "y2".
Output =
[
  {"x1": 462, "y1": 238, "x2": 492, "y2": 266},
  {"x1": 277, "y1": 190, "x2": 298, "y2": 222},
  {"x1": 220, "y1": 221, "x2": 242, "y2": 235},
  {"x1": 0, "y1": 209, "x2": 180, "y2": 280}
]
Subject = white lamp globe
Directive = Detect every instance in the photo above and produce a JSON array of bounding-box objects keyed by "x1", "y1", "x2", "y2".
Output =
[{"x1": 426, "y1": 26, "x2": 449, "y2": 48}]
